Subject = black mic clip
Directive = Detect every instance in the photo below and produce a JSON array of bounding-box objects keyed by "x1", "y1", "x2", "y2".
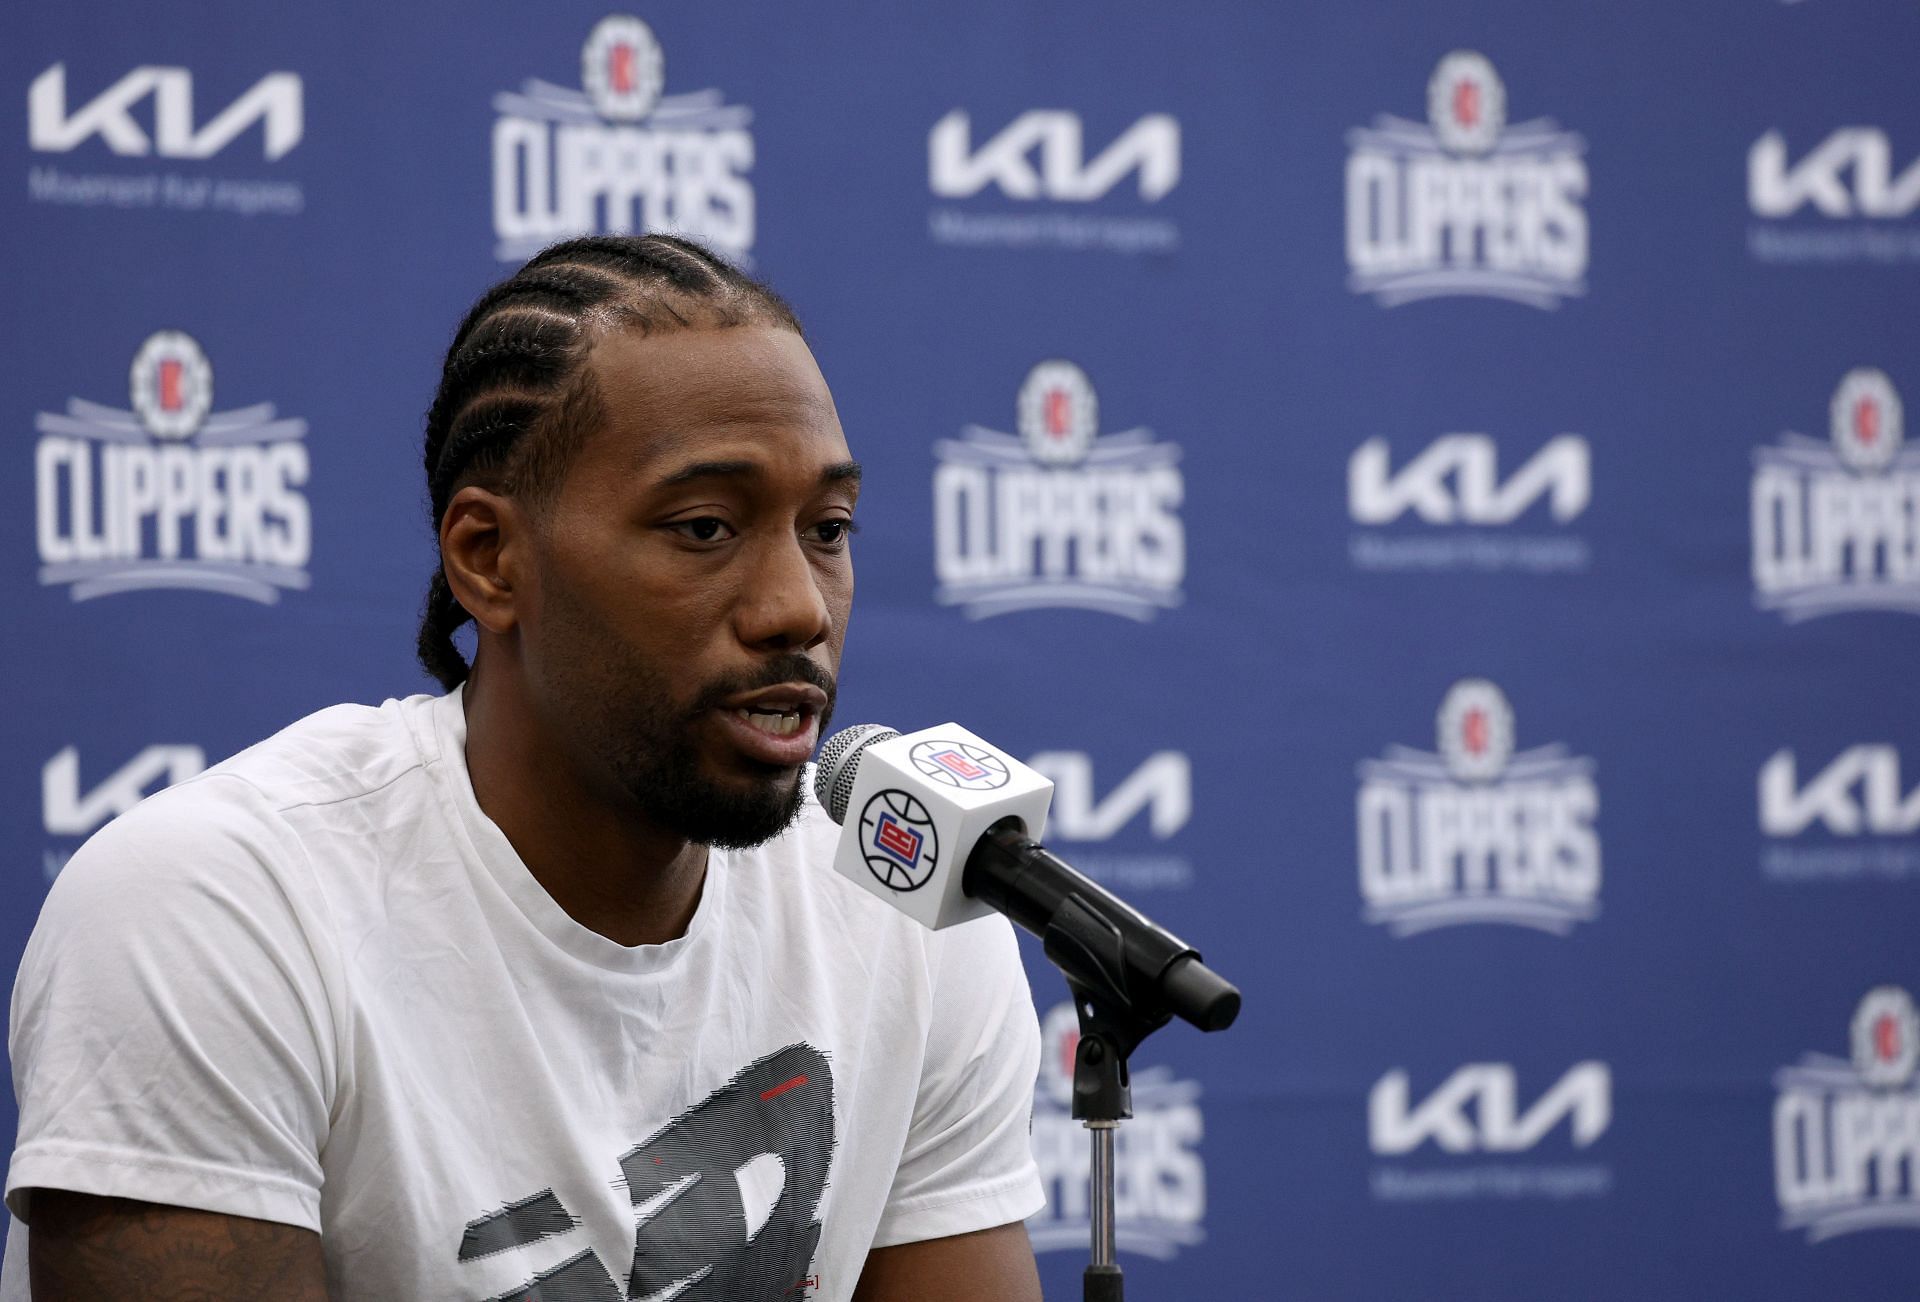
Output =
[
  {"x1": 1049, "y1": 897, "x2": 1164, "y2": 1125},
  {"x1": 964, "y1": 817, "x2": 1241, "y2": 1125}
]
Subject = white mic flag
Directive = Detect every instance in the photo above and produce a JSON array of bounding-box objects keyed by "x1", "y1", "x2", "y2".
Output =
[{"x1": 820, "y1": 723, "x2": 1053, "y2": 929}]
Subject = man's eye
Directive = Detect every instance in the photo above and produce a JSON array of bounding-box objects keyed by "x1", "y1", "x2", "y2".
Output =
[
  {"x1": 670, "y1": 517, "x2": 734, "y2": 542},
  {"x1": 810, "y1": 519, "x2": 859, "y2": 547}
]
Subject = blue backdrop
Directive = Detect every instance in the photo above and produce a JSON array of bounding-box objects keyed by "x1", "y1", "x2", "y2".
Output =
[{"x1": 7, "y1": 2, "x2": 1920, "y2": 1297}]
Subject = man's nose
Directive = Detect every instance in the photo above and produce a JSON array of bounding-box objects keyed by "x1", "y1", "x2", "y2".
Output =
[{"x1": 735, "y1": 532, "x2": 833, "y2": 651}]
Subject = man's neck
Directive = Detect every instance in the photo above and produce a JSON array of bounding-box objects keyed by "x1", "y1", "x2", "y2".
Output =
[{"x1": 459, "y1": 663, "x2": 707, "y2": 948}]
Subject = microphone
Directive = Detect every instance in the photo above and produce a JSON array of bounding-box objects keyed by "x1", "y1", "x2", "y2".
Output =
[{"x1": 814, "y1": 723, "x2": 1240, "y2": 1034}]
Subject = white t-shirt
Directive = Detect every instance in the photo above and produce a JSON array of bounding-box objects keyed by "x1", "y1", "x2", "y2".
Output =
[{"x1": 3, "y1": 690, "x2": 1043, "y2": 1301}]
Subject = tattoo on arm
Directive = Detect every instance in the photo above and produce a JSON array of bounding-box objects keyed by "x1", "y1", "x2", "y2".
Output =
[{"x1": 28, "y1": 1189, "x2": 328, "y2": 1301}]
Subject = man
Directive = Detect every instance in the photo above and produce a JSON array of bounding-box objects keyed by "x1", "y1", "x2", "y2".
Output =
[{"x1": 4, "y1": 235, "x2": 1047, "y2": 1300}]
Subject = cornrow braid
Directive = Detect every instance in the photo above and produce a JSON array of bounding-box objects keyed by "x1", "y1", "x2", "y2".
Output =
[{"x1": 416, "y1": 234, "x2": 804, "y2": 690}]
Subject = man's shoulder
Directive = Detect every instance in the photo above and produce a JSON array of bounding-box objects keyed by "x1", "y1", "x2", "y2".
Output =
[
  {"x1": 49, "y1": 694, "x2": 445, "y2": 904},
  {"x1": 198, "y1": 693, "x2": 443, "y2": 815}
]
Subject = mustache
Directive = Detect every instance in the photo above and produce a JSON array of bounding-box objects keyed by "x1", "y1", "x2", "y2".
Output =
[{"x1": 690, "y1": 654, "x2": 838, "y2": 718}]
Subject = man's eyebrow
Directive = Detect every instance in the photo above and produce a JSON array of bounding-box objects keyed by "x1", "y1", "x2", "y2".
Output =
[
  {"x1": 656, "y1": 459, "x2": 758, "y2": 487},
  {"x1": 654, "y1": 459, "x2": 864, "y2": 488}
]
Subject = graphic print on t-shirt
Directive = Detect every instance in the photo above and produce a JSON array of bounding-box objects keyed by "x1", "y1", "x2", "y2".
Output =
[{"x1": 456, "y1": 1043, "x2": 837, "y2": 1301}]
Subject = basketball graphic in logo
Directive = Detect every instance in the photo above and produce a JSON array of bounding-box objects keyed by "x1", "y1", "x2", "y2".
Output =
[
  {"x1": 1829, "y1": 368, "x2": 1903, "y2": 474},
  {"x1": 1018, "y1": 359, "x2": 1099, "y2": 467},
  {"x1": 128, "y1": 331, "x2": 213, "y2": 441},
  {"x1": 1851, "y1": 986, "x2": 1919, "y2": 1089},
  {"x1": 858, "y1": 789, "x2": 939, "y2": 892},
  {"x1": 909, "y1": 739, "x2": 1012, "y2": 790},
  {"x1": 1427, "y1": 50, "x2": 1505, "y2": 157},
  {"x1": 1437, "y1": 678, "x2": 1516, "y2": 783},
  {"x1": 581, "y1": 14, "x2": 665, "y2": 121}
]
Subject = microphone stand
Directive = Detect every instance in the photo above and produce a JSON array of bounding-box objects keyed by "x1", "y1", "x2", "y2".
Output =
[
  {"x1": 1050, "y1": 897, "x2": 1170, "y2": 1302},
  {"x1": 963, "y1": 821, "x2": 1242, "y2": 1302}
]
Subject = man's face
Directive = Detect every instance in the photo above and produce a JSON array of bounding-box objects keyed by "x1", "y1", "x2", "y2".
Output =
[{"x1": 518, "y1": 323, "x2": 857, "y2": 848}]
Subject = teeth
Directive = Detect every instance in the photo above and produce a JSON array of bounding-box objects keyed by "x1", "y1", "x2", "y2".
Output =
[{"x1": 737, "y1": 708, "x2": 804, "y2": 737}]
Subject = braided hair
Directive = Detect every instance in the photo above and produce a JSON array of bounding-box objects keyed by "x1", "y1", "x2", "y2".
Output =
[{"x1": 417, "y1": 234, "x2": 803, "y2": 690}]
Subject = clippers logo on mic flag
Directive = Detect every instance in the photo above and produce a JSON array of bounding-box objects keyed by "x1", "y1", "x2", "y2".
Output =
[
  {"x1": 859, "y1": 790, "x2": 939, "y2": 891},
  {"x1": 826, "y1": 723, "x2": 1052, "y2": 929},
  {"x1": 875, "y1": 815, "x2": 922, "y2": 864},
  {"x1": 1773, "y1": 987, "x2": 1920, "y2": 1240},
  {"x1": 910, "y1": 738, "x2": 1011, "y2": 789}
]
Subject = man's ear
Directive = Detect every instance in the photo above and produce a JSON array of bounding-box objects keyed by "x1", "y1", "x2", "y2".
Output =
[{"x1": 440, "y1": 486, "x2": 529, "y2": 635}]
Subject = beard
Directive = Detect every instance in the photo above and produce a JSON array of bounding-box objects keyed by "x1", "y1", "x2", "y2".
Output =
[
  {"x1": 541, "y1": 615, "x2": 838, "y2": 848},
  {"x1": 529, "y1": 540, "x2": 841, "y2": 848},
  {"x1": 604, "y1": 653, "x2": 837, "y2": 848}
]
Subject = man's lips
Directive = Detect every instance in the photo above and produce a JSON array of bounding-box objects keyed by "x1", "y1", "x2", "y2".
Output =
[
  {"x1": 712, "y1": 682, "x2": 829, "y2": 767},
  {"x1": 722, "y1": 682, "x2": 831, "y2": 715}
]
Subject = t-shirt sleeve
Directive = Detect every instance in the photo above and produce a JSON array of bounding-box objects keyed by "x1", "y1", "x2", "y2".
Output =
[
  {"x1": 871, "y1": 913, "x2": 1044, "y2": 1248},
  {"x1": 6, "y1": 777, "x2": 338, "y2": 1233}
]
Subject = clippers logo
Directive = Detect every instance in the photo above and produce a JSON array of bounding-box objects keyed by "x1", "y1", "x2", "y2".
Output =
[
  {"x1": 491, "y1": 15, "x2": 754, "y2": 263},
  {"x1": 1357, "y1": 680, "x2": 1601, "y2": 936},
  {"x1": 1027, "y1": 1002, "x2": 1205, "y2": 1259},
  {"x1": 875, "y1": 816, "x2": 923, "y2": 865},
  {"x1": 1774, "y1": 988, "x2": 1920, "y2": 1240},
  {"x1": 34, "y1": 331, "x2": 312, "y2": 603},
  {"x1": 909, "y1": 739, "x2": 1011, "y2": 790},
  {"x1": 858, "y1": 790, "x2": 938, "y2": 891},
  {"x1": 1348, "y1": 433, "x2": 1592, "y2": 572},
  {"x1": 581, "y1": 16, "x2": 665, "y2": 120},
  {"x1": 933, "y1": 361, "x2": 1184, "y2": 620},
  {"x1": 927, "y1": 111, "x2": 1181, "y2": 253},
  {"x1": 1752, "y1": 369, "x2": 1920, "y2": 620},
  {"x1": 1345, "y1": 51, "x2": 1588, "y2": 308}
]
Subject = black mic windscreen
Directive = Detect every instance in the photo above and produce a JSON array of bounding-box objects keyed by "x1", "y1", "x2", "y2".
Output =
[{"x1": 812, "y1": 723, "x2": 899, "y2": 824}]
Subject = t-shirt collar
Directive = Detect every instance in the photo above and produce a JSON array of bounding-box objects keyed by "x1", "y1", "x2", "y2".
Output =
[{"x1": 422, "y1": 684, "x2": 724, "y2": 975}]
